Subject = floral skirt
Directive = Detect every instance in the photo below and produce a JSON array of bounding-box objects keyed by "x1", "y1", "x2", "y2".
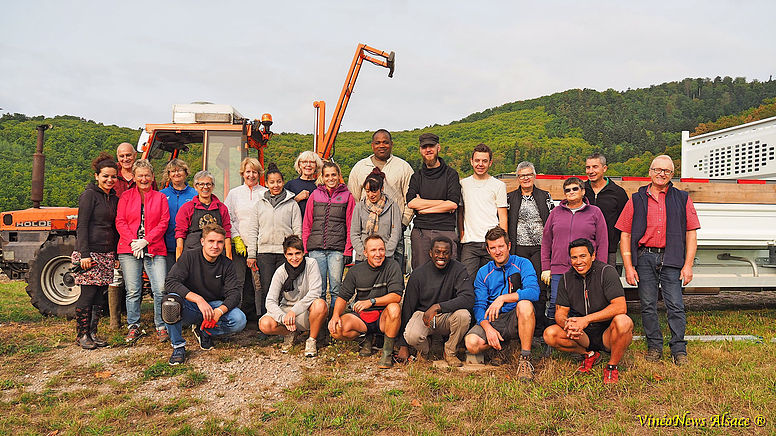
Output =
[{"x1": 70, "y1": 251, "x2": 115, "y2": 286}]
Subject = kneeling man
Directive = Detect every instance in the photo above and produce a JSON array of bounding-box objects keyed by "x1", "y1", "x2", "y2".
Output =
[
  {"x1": 543, "y1": 238, "x2": 633, "y2": 384},
  {"x1": 164, "y1": 224, "x2": 247, "y2": 365},
  {"x1": 329, "y1": 235, "x2": 404, "y2": 369},
  {"x1": 259, "y1": 235, "x2": 328, "y2": 357},
  {"x1": 399, "y1": 236, "x2": 474, "y2": 367},
  {"x1": 464, "y1": 227, "x2": 539, "y2": 380}
]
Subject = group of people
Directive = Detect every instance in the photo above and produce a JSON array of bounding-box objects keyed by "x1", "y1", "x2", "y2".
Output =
[{"x1": 71, "y1": 130, "x2": 699, "y2": 384}]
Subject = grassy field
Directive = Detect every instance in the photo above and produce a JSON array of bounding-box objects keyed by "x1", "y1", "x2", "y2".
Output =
[{"x1": 0, "y1": 280, "x2": 775, "y2": 435}]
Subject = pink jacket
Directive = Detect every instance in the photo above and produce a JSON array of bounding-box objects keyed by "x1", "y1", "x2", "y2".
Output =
[
  {"x1": 302, "y1": 183, "x2": 355, "y2": 256},
  {"x1": 116, "y1": 187, "x2": 170, "y2": 256}
]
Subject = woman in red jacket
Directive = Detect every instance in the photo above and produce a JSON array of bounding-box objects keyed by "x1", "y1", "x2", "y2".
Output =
[{"x1": 116, "y1": 159, "x2": 170, "y2": 343}]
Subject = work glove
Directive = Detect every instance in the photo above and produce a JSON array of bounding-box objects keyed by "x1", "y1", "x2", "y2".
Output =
[
  {"x1": 201, "y1": 319, "x2": 217, "y2": 330},
  {"x1": 130, "y1": 238, "x2": 149, "y2": 252},
  {"x1": 233, "y1": 236, "x2": 247, "y2": 257},
  {"x1": 541, "y1": 270, "x2": 552, "y2": 286},
  {"x1": 132, "y1": 248, "x2": 145, "y2": 259}
]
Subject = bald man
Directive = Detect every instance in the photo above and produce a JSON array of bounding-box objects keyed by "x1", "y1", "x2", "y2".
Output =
[{"x1": 115, "y1": 142, "x2": 156, "y2": 196}]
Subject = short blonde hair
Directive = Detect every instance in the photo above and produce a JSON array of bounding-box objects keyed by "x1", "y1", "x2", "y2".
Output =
[
  {"x1": 162, "y1": 158, "x2": 190, "y2": 186},
  {"x1": 294, "y1": 150, "x2": 323, "y2": 176},
  {"x1": 240, "y1": 157, "x2": 263, "y2": 176}
]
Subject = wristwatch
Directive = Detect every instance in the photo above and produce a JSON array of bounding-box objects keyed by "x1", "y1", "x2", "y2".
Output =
[{"x1": 370, "y1": 298, "x2": 377, "y2": 306}]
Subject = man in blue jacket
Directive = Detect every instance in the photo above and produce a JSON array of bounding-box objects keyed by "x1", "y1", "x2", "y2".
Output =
[{"x1": 464, "y1": 227, "x2": 539, "y2": 380}]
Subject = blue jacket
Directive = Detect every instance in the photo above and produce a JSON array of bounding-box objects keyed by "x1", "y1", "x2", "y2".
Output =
[
  {"x1": 473, "y1": 254, "x2": 539, "y2": 324},
  {"x1": 161, "y1": 183, "x2": 197, "y2": 252}
]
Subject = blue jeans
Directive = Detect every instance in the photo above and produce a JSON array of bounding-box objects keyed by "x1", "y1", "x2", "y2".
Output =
[
  {"x1": 547, "y1": 273, "x2": 563, "y2": 320},
  {"x1": 166, "y1": 298, "x2": 247, "y2": 349},
  {"x1": 119, "y1": 253, "x2": 167, "y2": 330},
  {"x1": 636, "y1": 250, "x2": 687, "y2": 355},
  {"x1": 309, "y1": 250, "x2": 344, "y2": 307}
]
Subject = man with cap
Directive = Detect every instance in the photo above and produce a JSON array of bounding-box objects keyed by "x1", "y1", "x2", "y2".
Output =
[{"x1": 406, "y1": 133, "x2": 462, "y2": 269}]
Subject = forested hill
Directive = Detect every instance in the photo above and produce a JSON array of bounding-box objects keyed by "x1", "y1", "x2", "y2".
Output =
[{"x1": 2, "y1": 76, "x2": 776, "y2": 212}]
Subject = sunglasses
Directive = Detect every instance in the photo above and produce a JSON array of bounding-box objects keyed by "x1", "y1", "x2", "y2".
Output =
[{"x1": 564, "y1": 186, "x2": 581, "y2": 193}]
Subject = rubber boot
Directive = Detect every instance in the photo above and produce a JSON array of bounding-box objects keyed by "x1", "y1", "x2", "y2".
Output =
[
  {"x1": 75, "y1": 307, "x2": 96, "y2": 350},
  {"x1": 378, "y1": 336, "x2": 395, "y2": 369},
  {"x1": 108, "y1": 284, "x2": 122, "y2": 330},
  {"x1": 90, "y1": 305, "x2": 108, "y2": 347}
]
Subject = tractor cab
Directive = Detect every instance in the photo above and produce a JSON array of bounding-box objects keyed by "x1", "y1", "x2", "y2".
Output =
[{"x1": 140, "y1": 103, "x2": 272, "y2": 198}]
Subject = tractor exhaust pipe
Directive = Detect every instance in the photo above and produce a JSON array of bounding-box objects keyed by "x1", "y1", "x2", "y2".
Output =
[{"x1": 31, "y1": 124, "x2": 52, "y2": 208}]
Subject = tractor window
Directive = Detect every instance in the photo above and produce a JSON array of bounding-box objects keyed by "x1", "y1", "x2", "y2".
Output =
[{"x1": 205, "y1": 131, "x2": 245, "y2": 200}]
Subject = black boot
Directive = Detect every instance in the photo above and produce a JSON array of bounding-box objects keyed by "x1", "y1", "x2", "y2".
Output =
[
  {"x1": 90, "y1": 305, "x2": 108, "y2": 347},
  {"x1": 75, "y1": 307, "x2": 96, "y2": 350}
]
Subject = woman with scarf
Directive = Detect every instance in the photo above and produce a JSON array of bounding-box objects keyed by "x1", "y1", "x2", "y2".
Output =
[
  {"x1": 71, "y1": 152, "x2": 119, "y2": 349},
  {"x1": 350, "y1": 168, "x2": 401, "y2": 263},
  {"x1": 302, "y1": 161, "x2": 355, "y2": 309},
  {"x1": 245, "y1": 163, "x2": 302, "y2": 318},
  {"x1": 259, "y1": 235, "x2": 327, "y2": 357}
]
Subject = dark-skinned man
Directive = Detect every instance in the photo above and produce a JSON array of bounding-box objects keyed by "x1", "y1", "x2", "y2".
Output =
[
  {"x1": 398, "y1": 236, "x2": 474, "y2": 367},
  {"x1": 543, "y1": 238, "x2": 634, "y2": 384},
  {"x1": 464, "y1": 226, "x2": 539, "y2": 380},
  {"x1": 328, "y1": 235, "x2": 404, "y2": 368}
]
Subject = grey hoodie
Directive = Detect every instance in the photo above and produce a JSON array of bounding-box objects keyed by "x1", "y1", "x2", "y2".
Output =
[{"x1": 245, "y1": 189, "x2": 302, "y2": 257}]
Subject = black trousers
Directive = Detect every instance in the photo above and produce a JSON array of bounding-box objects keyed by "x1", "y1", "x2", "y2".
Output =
[
  {"x1": 515, "y1": 244, "x2": 550, "y2": 335},
  {"x1": 77, "y1": 285, "x2": 107, "y2": 310},
  {"x1": 256, "y1": 253, "x2": 284, "y2": 316}
]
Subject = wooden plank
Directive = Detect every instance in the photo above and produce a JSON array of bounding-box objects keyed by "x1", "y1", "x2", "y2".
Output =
[{"x1": 501, "y1": 177, "x2": 776, "y2": 204}]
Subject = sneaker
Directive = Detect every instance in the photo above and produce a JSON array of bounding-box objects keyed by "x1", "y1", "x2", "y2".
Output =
[
  {"x1": 672, "y1": 352, "x2": 688, "y2": 366},
  {"x1": 168, "y1": 347, "x2": 186, "y2": 366},
  {"x1": 304, "y1": 337, "x2": 317, "y2": 357},
  {"x1": 358, "y1": 334, "x2": 374, "y2": 357},
  {"x1": 576, "y1": 351, "x2": 602, "y2": 374},
  {"x1": 157, "y1": 328, "x2": 170, "y2": 343},
  {"x1": 191, "y1": 325, "x2": 213, "y2": 351},
  {"x1": 444, "y1": 352, "x2": 463, "y2": 368},
  {"x1": 124, "y1": 325, "x2": 143, "y2": 344},
  {"x1": 516, "y1": 356, "x2": 535, "y2": 381},
  {"x1": 645, "y1": 348, "x2": 662, "y2": 362},
  {"x1": 603, "y1": 366, "x2": 619, "y2": 384},
  {"x1": 281, "y1": 331, "x2": 298, "y2": 353}
]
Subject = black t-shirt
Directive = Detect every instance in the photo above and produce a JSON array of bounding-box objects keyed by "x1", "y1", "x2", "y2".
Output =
[
  {"x1": 406, "y1": 157, "x2": 461, "y2": 230},
  {"x1": 338, "y1": 258, "x2": 404, "y2": 308},
  {"x1": 556, "y1": 260, "x2": 623, "y2": 328},
  {"x1": 285, "y1": 177, "x2": 318, "y2": 215},
  {"x1": 584, "y1": 179, "x2": 628, "y2": 253}
]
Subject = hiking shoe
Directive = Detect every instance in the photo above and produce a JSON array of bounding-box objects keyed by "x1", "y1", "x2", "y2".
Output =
[
  {"x1": 516, "y1": 356, "x2": 535, "y2": 381},
  {"x1": 672, "y1": 352, "x2": 688, "y2": 366},
  {"x1": 157, "y1": 328, "x2": 170, "y2": 343},
  {"x1": 358, "y1": 334, "x2": 374, "y2": 357},
  {"x1": 304, "y1": 337, "x2": 317, "y2": 357},
  {"x1": 576, "y1": 351, "x2": 602, "y2": 374},
  {"x1": 603, "y1": 366, "x2": 619, "y2": 384},
  {"x1": 168, "y1": 347, "x2": 186, "y2": 366},
  {"x1": 645, "y1": 348, "x2": 662, "y2": 362},
  {"x1": 444, "y1": 352, "x2": 463, "y2": 368},
  {"x1": 192, "y1": 325, "x2": 213, "y2": 351},
  {"x1": 281, "y1": 331, "x2": 298, "y2": 353},
  {"x1": 124, "y1": 325, "x2": 143, "y2": 344}
]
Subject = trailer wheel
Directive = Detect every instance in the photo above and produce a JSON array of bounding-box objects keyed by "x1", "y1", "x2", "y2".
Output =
[{"x1": 26, "y1": 237, "x2": 80, "y2": 318}]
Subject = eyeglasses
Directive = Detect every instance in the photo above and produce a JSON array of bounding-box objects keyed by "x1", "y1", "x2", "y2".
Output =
[
  {"x1": 564, "y1": 186, "x2": 581, "y2": 193},
  {"x1": 517, "y1": 173, "x2": 535, "y2": 179},
  {"x1": 195, "y1": 182, "x2": 213, "y2": 188},
  {"x1": 169, "y1": 168, "x2": 185, "y2": 174},
  {"x1": 300, "y1": 161, "x2": 316, "y2": 166},
  {"x1": 650, "y1": 168, "x2": 673, "y2": 175}
]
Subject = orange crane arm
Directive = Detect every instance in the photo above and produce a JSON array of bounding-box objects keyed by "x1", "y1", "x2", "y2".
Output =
[{"x1": 314, "y1": 44, "x2": 395, "y2": 160}]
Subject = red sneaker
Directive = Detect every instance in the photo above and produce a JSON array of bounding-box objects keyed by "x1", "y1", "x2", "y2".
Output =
[
  {"x1": 603, "y1": 366, "x2": 619, "y2": 384},
  {"x1": 576, "y1": 351, "x2": 601, "y2": 374}
]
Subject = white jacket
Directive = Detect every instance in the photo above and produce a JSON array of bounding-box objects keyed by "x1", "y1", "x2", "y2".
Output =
[{"x1": 224, "y1": 183, "x2": 267, "y2": 239}]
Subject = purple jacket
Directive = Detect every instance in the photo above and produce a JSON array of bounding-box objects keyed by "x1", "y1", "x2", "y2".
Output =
[{"x1": 541, "y1": 199, "x2": 608, "y2": 274}]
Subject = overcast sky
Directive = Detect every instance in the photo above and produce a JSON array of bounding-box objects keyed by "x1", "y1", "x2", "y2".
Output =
[{"x1": 2, "y1": 1, "x2": 775, "y2": 134}]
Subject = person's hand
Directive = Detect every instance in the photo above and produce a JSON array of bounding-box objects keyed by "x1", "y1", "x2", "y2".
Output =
[
  {"x1": 565, "y1": 316, "x2": 589, "y2": 337},
  {"x1": 283, "y1": 310, "x2": 297, "y2": 332},
  {"x1": 233, "y1": 236, "x2": 247, "y2": 257},
  {"x1": 625, "y1": 266, "x2": 639, "y2": 286},
  {"x1": 132, "y1": 248, "x2": 144, "y2": 259},
  {"x1": 130, "y1": 238, "x2": 149, "y2": 252},
  {"x1": 353, "y1": 299, "x2": 373, "y2": 313},
  {"x1": 396, "y1": 346, "x2": 409, "y2": 363},
  {"x1": 212, "y1": 307, "x2": 224, "y2": 323},
  {"x1": 246, "y1": 258, "x2": 257, "y2": 271},
  {"x1": 328, "y1": 315, "x2": 342, "y2": 335},
  {"x1": 295, "y1": 190, "x2": 310, "y2": 202},
  {"x1": 80, "y1": 257, "x2": 93, "y2": 270},
  {"x1": 197, "y1": 300, "x2": 215, "y2": 321},
  {"x1": 541, "y1": 270, "x2": 552, "y2": 285},
  {"x1": 485, "y1": 325, "x2": 504, "y2": 351},
  {"x1": 422, "y1": 304, "x2": 440, "y2": 327},
  {"x1": 680, "y1": 264, "x2": 693, "y2": 286},
  {"x1": 484, "y1": 296, "x2": 504, "y2": 322}
]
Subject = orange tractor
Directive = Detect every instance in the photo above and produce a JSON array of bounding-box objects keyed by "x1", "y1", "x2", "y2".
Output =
[{"x1": 0, "y1": 44, "x2": 394, "y2": 318}]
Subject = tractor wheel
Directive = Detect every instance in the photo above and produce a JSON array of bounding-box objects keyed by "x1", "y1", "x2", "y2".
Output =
[{"x1": 26, "y1": 237, "x2": 80, "y2": 318}]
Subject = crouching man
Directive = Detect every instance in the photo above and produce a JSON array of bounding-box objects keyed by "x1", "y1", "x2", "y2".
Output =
[
  {"x1": 398, "y1": 236, "x2": 474, "y2": 367},
  {"x1": 163, "y1": 223, "x2": 247, "y2": 365},
  {"x1": 329, "y1": 235, "x2": 404, "y2": 369},
  {"x1": 543, "y1": 238, "x2": 633, "y2": 384},
  {"x1": 464, "y1": 227, "x2": 539, "y2": 380},
  {"x1": 259, "y1": 235, "x2": 328, "y2": 357}
]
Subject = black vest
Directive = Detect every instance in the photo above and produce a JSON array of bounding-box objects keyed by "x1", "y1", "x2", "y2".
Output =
[{"x1": 630, "y1": 184, "x2": 688, "y2": 268}]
